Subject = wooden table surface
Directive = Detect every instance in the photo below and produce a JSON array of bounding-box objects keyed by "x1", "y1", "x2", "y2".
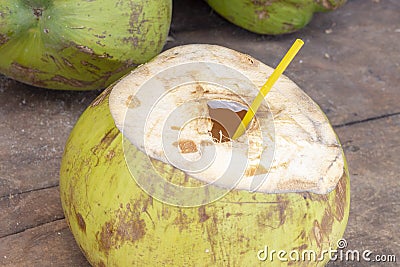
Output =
[{"x1": 1, "y1": 0, "x2": 399, "y2": 266}]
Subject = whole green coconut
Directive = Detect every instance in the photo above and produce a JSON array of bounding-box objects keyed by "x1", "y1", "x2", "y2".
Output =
[
  {"x1": 0, "y1": 0, "x2": 172, "y2": 90},
  {"x1": 205, "y1": 0, "x2": 347, "y2": 35},
  {"x1": 60, "y1": 44, "x2": 350, "y2": 266}
]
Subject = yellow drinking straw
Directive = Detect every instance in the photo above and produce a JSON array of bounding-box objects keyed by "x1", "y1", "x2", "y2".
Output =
[{"x1": 232, "y1": 39, "x2": 304, "y2": 140}]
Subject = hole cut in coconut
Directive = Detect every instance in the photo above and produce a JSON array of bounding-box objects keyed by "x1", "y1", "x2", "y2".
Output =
[{"x1": 207, "y1": 100, "x2": 248, "y2": 143}]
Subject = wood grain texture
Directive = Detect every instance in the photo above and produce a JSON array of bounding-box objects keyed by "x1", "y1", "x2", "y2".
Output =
[
  {"x1": 0, "y1": 219, "x2": 89, "y2": 267},
  {"x1": 0, "y1": 186, "x2": 64, "y2": 238},
  {"x1": 0, "y1": 78, "x2": 100, "y2": 197},
  {"x1": 329, "y1": 115, "x2": 400, "y2": 266}
]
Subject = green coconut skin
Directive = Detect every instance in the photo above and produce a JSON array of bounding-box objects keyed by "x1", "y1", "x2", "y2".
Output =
[
  {"x1": 205, "y1": 0, "x2": 347, "y2": 35},
  {"x1": 0, "y1": 0, "x2": 172, "y2": 90},
  {"x1": 60, "y1": 87, "x2": 350, "y2": 266}
]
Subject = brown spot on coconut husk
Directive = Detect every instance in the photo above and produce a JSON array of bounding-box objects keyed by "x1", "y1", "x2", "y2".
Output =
[
  {"x1": 238, "y1": 54, "x2": 258, "y2": 67},
  {"x1": 33, "y1": 7, "x2": 43, "y2": 18},
  {"x1": 198, "y1": 206, "x2": 210, "y2": 223},
  {"x1": 313, "y1": 220, "x2": 322, "y2": 248},
  {"x1": 172, "y1": 210, "x2": 191, "y2": 232},
  {"x1": 278, "y1": 179, "x2": 319, "y2": 193},
  {"x1": 256, "y1": 196, "x2": 288, "y2": 229},
  {"x1": 127, "y1": 3, "x2": 143, "y2": 36},
  {"x1": 115, "y1": 216, "x2": 145, "y2": 241},
  {"x1": 99, "y1": 129, "x2": 119, "y2": 149},
  {"x1": 244, "y1": 164, "x2": 269, "y2": 176},
  {"x1": 61, "y1": 57, "x2": 74, "y2": 69},
  {"x1": 94, "y1": 34, "x2": 106, "y2": 39},
  {"x1": 91, "y1": 128, "x2": 120, "y2": 161},
  {"x1": 51, "y1": 75, "x2": 94, "y2": 88},
  {"x1": 334, "y1": 170, "x2": 347, "y2": 221},
  {"x1": 126, "y1": 95, "x2": 141, "y2": 108},
  {"x1": 282, "y1": 22, "x2": 297, "y2": 33},
  {"x1": 98, "y1": 52, "x2": 113, "y2": 59},
  {"x1": 321, "y1": 207, "x2": 334, "y2": 237},
  {"x1": 256, "y1": 10, "x2": 269, "y2": 20},
  {"x1": 76, "y1": 45, "x2": 94, "y2": 55},
  {"x1": 204, "y1": 220, "x2": 219, "y2": 263},
  {"x1": 246, "y1": 55, "x2": 255, "y2": 64},
  {"x1": 300, "y1": 191, "x2": 328, "y2": 202},
  {"x1": 0, "y1": 33, "x2": 9, "y2": 45},
  {"x1": 96, "y1": 208, "x2": 146, "y2": 255},
  {"x1": 10, "y1": 62, "x2": 47, "y2": 87},
  {"x1": 81, "y1": 60, "x2": 101, "y2": 71},
  {"x1": 90, "y1": 86, "x2": 112, "y2": 107},
  {"x1": 105, "y1": 150, "x2": 116, "y2": 161},
  {"x1": 97, "y1": 221, "x2": 113, "y2": 254},
  {"x1": 75, "y1": 212, "x2": 86, "y2": 233},
  {"x1": 178, "y1": 139, "x2": 198, "y2": 153},
  {"x1": 294, "y1": 230, "x2": 307, "y2": 242},
  {"x1": 276, "y1": 195, "x2": 288, "y2": 226},
  {"x1": 10, "y1": 62, "x2": 44, "y2": 74},
  {"x1": 191, "y1": 84, "x2": 207, "y2": 95},
  {"x1": 122, "y1": 36, "x2": 139, "y2": 47}
]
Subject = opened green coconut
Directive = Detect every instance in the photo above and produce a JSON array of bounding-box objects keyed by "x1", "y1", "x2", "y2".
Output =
[
  {"x1": 205, "y1": 0, "x2": 347, "y2": 34},
  {"x1": 60, "y1": 44, "x2": 350, "y2": 266},
  {"x1": 0, "y1": 0, "x2": 172, "y2": 90}
]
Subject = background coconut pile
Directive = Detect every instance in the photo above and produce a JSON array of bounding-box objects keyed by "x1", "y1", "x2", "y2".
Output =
[{"x1": 0, "y1": 0, "x2": 399, "y2": 266}]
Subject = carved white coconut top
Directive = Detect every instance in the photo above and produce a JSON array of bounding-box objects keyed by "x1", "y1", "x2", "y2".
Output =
[{"x1": 109, "y1": 44, "x2": 344, "y2": 194}]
